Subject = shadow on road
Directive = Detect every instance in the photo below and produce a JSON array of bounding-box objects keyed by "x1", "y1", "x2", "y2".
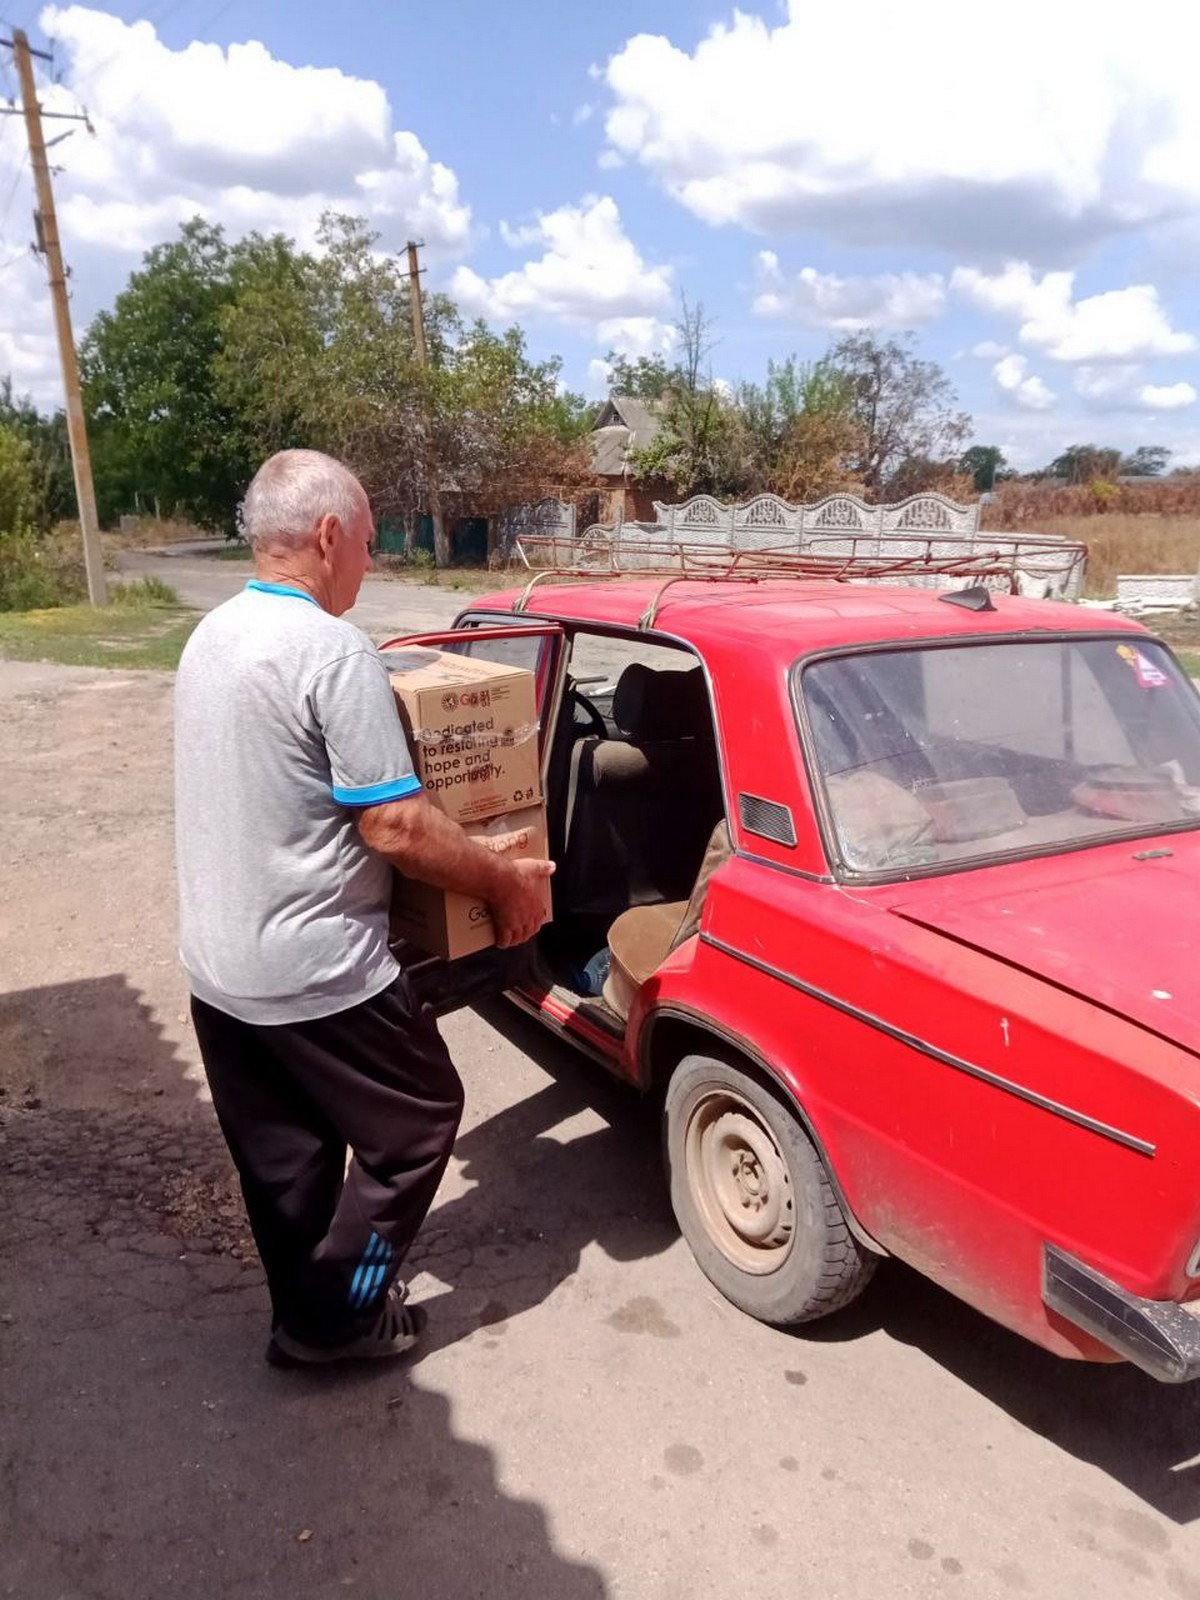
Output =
[
  {"x1": 0, "y1": 974, "x2": 610, "y2": 1598},
  {"x1": 410, "y1": 996, "x2": 677, "y2": 1348},
  {"x1": 463, "y1": 998, "x2": 1200, "y2": 1526},
  {"x1": 801, "y1": 1258, "x2": 1200, "y2": 1524}
]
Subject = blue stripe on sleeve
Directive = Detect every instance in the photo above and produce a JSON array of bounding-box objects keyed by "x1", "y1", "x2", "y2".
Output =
[{"x1": 331, "y1": 775, "x2": 423, "y2": 807}]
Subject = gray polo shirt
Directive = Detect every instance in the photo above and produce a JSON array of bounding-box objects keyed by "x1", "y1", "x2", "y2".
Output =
[{"x1": 174, "y1": 581, "x2": 421, "y2": 1024}]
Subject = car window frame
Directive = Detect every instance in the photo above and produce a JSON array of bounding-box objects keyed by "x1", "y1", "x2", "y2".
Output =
[
  {"x1": 454, "y1": 605, "x2": 735, "y2": 839},
  {"x1": 790, "y1": 629, "x2": 1200, "y2": 886}
]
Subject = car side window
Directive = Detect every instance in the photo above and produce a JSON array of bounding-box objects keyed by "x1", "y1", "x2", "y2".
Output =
[
  {"x1": 440, "y1": 630, "x2": 548, "y2": 675},
  {"x1": 565, "y1": 632, "x2": 703, "y2": 732},
  {"x1": 436, "y1": 627, "x2": 559, "y2": 724}
]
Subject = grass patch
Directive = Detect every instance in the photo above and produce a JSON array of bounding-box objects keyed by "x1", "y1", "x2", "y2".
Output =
[
  {"x1": 0, "y1": 595, "x2": 199, "y2": 670},
  {"x1": 110, "y1": 575, "x2": 180, "y2": 606},
  {"x1": 371, "y1": 558, "x2": 496, "y2": 592},
  {"x1": 1148, "y1": 613, "x2": 1200, "y2": 681}
]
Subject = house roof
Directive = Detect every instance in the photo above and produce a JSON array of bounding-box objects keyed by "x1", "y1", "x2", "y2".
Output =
[{"x1": 589, "y1": 394, "x2": 664, "y2": 478}]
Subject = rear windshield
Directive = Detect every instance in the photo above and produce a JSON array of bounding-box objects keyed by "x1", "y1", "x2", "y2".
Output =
[{"x1": 797, "y1": 637, "x2": 1200, "y2": 877}]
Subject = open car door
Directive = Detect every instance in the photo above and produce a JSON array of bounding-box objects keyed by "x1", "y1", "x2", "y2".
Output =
[{"x1": 376, "y1": 622, "x2": 567, "y2": 1016}]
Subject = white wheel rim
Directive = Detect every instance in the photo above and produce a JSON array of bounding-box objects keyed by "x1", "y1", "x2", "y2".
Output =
[{"x1": 683, "y1": 1091, "x2": 796, "y2": 1276}]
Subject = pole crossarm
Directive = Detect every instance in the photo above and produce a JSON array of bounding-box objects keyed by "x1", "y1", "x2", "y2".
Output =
[{"x1": 0, "y1": 107, "x2": 90, "y2": 121}]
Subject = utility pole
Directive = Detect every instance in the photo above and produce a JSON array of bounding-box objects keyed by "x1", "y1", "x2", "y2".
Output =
[
  {"x1": 405, "y1": 239, "x2": 448, "y2": 568},
  {"x1": 405, "y1": 240, "x2": 428, "y2": 367},
  {"x1": 3, "y1": 29, "x2": 106, "y2": 604}
]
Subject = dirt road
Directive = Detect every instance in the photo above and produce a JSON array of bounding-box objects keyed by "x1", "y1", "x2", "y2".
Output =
[{"x1": 4, "y1": 621, "x2": 1200, "y2": 1597}]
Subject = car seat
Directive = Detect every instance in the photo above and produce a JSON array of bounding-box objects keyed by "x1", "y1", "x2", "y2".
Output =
[
  {"x1": 557, "y1": 663, "x2": 724, "y2": 919},
  {"x1": 601, "y1": 820, "x2": 732, "y2": 1020}
]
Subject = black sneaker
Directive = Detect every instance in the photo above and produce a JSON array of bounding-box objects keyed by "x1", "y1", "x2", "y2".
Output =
[{"x1": 266, "y1": 1287, "x2": 427, "y2": 1368}]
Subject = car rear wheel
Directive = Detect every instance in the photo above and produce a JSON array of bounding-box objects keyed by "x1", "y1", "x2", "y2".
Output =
[{"x1": 664, "y1": 1053, "x2": 876, "y2": 1325}]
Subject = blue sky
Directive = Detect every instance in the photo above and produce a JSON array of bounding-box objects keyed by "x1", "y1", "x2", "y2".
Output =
[{"x1": 3, "y1": 0, "x2": 1200, "y2": 470}]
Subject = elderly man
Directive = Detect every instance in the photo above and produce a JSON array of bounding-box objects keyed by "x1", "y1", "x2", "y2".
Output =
[{"x1": 175, "y1": 449, "x2": 552, "y2": 1367}]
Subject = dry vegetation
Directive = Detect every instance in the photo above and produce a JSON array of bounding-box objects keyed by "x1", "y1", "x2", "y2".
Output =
[
  {"x1": 1036, "y1": 514, "x2": 1200, "y2": 598},
  {"x1": 979, "y1": 480, "x2": 1200, "y2": 598},
  {"x1": 983, "y1": 476, "x2": 1200, "y2": 527}
]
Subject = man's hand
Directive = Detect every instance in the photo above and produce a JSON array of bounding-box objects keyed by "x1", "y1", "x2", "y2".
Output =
[
  {"x1": 490, "y1": 856, "x2": 555, "y2": 949},
  {"x1": 357, "y1": 791, "x2": 555, "y2": 949}
]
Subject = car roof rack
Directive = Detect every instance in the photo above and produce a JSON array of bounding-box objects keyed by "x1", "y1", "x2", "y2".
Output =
[{"x1": 510, "y1": 530, "x2": 1089, "y2": 630}]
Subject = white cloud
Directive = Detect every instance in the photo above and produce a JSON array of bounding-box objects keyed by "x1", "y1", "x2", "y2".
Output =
[
  {"x1": 994, "y1": 354, "x2": 1056, "y2": 411},
  {"x1": 1141, "y1": 382, "x2": 1197, "y2": 410},
  {"x1": 1073, "y1": 366, "x2": 1197, "y2": 412},
  {"x1": 0, "y1": 6, "x2": 475, "y2": 404},
  {"x1": 752, "y1": 253, "x2": 945, "y2": 329},
  {"x1": 594, "y1": 316, "x2": 677, "y2": 359},
  {"x1": 573, "y1": 104, "x2": 596, "y2": 127},
  {"x1": 952, "y1": 262, "x2": 1196, "y2": 362},
  {"x1": 602, "y1": 0, "x2": 1200, "y2": 257},
  {"x1": 499, "y1": 219, "x2": 543, "y2": 250},
  {"x1": 1074, "y1": 366, "x2": 1142, "y2": 406},
  {"x1": 30, "y1": 5, "x2": 472, "y2": 257},
  {"x1": 0, "y1": 255, "x2": 64, "y2": 412},
  {"x1": 970, "y1": 341, "x2": 1010, "y2": 360},
  {"x1": 451, "y1": 196, "x2": 673, "y2": 338}
]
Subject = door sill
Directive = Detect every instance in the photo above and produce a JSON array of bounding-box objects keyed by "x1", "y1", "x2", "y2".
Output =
[{"x1": 508, "y1": 981, "x2": 630, "y2": 1073}]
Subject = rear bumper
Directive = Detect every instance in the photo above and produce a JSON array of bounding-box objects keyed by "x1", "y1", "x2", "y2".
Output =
[{"x1": 1043, "y1": 1244, "x2": 1200, "y2": 1383}]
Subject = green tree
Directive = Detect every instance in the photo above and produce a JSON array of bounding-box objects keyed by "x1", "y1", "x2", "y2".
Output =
[
  {"x1": 827, "y1": 332, "x2": 971, "y2": 493},
  {"x1": 1048, "y1": 444, "x2": 1121, "y2": 484},
  {"x1": 1120, "y1": 444, "x2": 1171, "y2": 477},
  {"x1": 959, "y1": 444, "x2": 1008, "y2": 492},
  {"x1": 81, "y1": 217, "x2": 252, "y2": 529},
  {"x1": 212, "y1": 231, "x2": 324, "y2": 466},
  {"x1": 214, "y1": 215, "x2": 592, "y2": 563},
  {"x1": 0, "y1": 378, "x2": 73, "y2": 530},
  {"x1": 734, "y1": 356, "x2": 863, "y2": 500},
  {"x1": 0, "y1": 424, "x2": 39, "y2": 534},
  {"x1": 602, "y1": 352, "x2": 674, "y2": 401},
  {"x1": 630, "y1": 299, "x2": 745, "y2": 497}
]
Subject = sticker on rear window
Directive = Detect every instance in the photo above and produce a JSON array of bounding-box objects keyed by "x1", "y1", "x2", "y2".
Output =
[{"x1": 1116, "y1": 643, "x2": 1169, "y2": 688}]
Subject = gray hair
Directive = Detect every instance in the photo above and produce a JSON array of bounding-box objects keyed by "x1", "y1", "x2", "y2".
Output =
[{"x1": 238, "y1": 449, "x2": 368, "y2": 552}]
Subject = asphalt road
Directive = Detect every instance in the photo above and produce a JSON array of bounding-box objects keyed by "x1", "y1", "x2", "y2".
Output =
[
  {"x1": 3, "y1": 554, "x2": 1200, "y2": 1599},
  {"x1": 117, "y1": 542, "x2": 486, "y2": 635}
]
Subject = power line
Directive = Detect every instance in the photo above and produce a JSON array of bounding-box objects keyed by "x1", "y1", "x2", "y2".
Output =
[
  {"x1": 0, "y1": 143, "x2": 27, "y2": 237},
  {"x1": 192, "y1": 0, "x2": 238, "y2": 36}
]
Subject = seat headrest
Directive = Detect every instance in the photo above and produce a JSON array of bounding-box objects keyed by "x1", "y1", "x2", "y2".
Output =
[{"x1": 612, "y1": 663, "x2": 708, "y2": 740}]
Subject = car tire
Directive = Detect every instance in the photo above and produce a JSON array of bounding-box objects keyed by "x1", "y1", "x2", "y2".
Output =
[{"x1": 664, "y1": 1053, "x2": 876, "y2": 1326}]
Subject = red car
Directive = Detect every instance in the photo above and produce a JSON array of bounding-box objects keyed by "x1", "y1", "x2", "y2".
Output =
[{"x1": 384, "y1": 562, "x2": 1200, "y2": 1383}]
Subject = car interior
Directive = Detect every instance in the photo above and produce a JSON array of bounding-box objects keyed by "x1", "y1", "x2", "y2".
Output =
[{"x1": 535, "y1": 631, "x2": 728, "y2": 1027}]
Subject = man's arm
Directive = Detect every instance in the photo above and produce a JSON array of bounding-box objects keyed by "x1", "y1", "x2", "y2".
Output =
[{"x1": 357, "y1": 792, "x2": 552, "y2": 949}]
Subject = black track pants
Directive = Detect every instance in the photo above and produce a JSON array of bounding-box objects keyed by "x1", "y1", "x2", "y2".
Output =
[{"x1": 191, "y1": 974, "x2": 465, "y2": 1345}]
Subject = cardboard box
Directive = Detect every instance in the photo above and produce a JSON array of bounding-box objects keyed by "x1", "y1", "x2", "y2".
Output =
[
  {"x1": 384, "y1": 647, "x2": 541, "y2": 825},
  {"x1": 389, "y1": 803, "x2": 551, "y2": 960}
]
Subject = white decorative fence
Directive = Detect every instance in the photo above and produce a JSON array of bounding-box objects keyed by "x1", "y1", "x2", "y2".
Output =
[
  {"x1": 649, "y1": 491, "x2": 982, "y2": 547},
  {"x1": 563, "y1": 492, "x2": 1085, "y2": 598}
]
